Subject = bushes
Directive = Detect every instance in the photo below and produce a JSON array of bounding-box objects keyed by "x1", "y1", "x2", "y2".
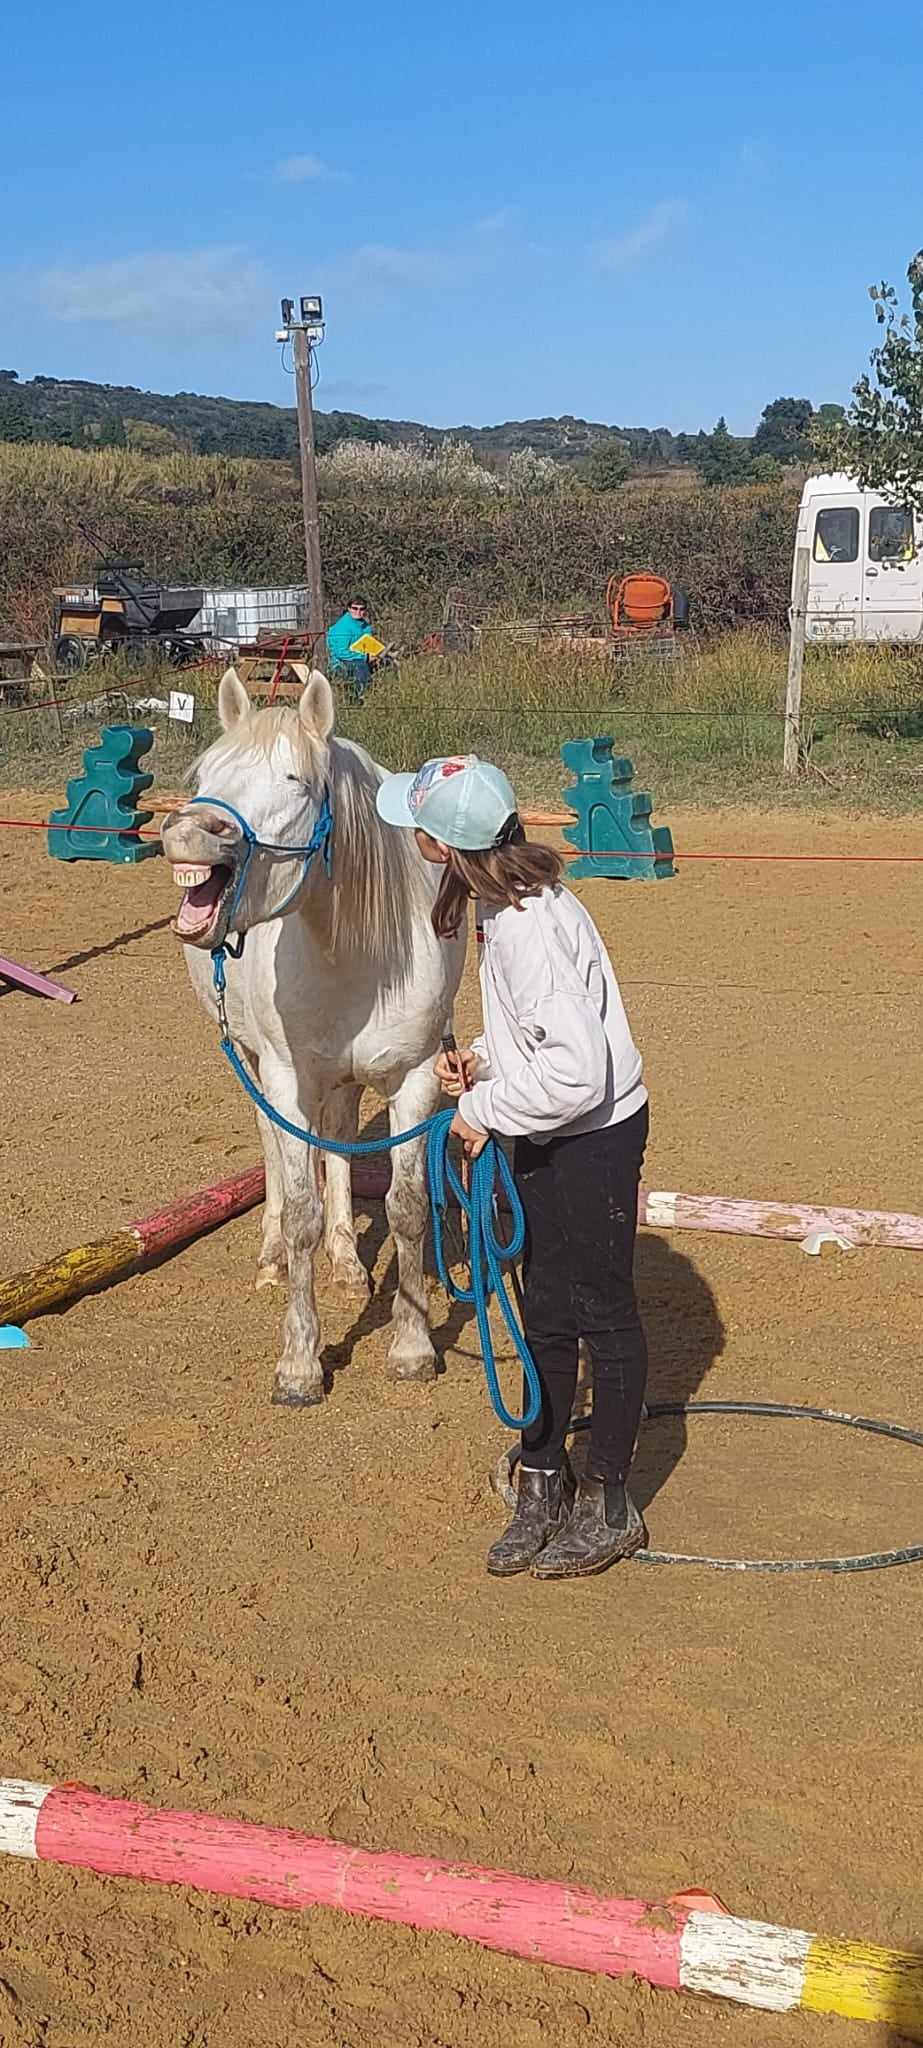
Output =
[
  {"x1": 0, "y1": 440, "x2": 799, "y2": 640},
  {"x1": 317, "y1": 437, "x2": 501, "y2": 498}
]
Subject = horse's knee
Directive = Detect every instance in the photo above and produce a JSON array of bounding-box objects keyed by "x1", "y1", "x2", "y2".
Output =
[
  {"x1": 386, "y1": 1171, "x2": 427, "y2": 1242},
  {"x1": 283, "y1": 1187, "x2": 323, "y2": 1256}
]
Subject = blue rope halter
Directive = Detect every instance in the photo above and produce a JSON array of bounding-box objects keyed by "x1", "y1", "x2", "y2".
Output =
[
  {"x1": 196, "y1": 786, "x2": 541, "y2": 1432},
  {"x1": 187, "y1": 788, "x2": 334, "y2": 952}
]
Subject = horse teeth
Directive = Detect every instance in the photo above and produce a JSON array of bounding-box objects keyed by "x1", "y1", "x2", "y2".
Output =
[{"x1": 173, "y1": 865, "x2": 211, "y2": 887}]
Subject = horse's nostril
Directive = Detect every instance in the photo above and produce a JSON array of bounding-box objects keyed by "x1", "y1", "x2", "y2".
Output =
[{"x1": 185, "y1": 808, "x2": 234, "y2": 838}]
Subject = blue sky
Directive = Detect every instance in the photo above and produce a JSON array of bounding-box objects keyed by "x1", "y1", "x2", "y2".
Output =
[{"x1": 2, "y1": 0, "x2": 920, "y2": 433}]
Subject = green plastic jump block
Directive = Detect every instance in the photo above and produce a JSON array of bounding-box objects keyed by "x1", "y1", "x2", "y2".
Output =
[
  {"x1": 48, "y1": 725, "x2": 160, "y2": 864},
  {"x1": 561, "y1": 736, "x2": 675, "y2": 880}
]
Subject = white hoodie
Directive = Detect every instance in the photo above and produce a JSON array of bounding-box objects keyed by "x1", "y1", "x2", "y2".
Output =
[{"x1": 458, "y1": 885, "x2": 646, "y2": 1142}]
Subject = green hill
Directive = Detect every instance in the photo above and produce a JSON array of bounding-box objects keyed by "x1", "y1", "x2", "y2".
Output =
[{"x1": 0, "y1": 369, "x2": 697, "y2": 470}]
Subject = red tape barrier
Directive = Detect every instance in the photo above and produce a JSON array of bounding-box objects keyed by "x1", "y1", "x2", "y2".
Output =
[{"x1": 2, "y1": 815, "x2": 923, "y2": 863}]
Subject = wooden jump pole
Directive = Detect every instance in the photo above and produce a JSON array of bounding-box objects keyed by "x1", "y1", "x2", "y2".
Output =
[
  {"x1": 2, "y1": 1161, "x2": 922, "y2": 1329},
  {"x1": 2, "y1": 1778, "x2": 921, "y2": 2038},
  {"x1": 638, "y1": 1188, "x2": 923, "y2": 1252}
]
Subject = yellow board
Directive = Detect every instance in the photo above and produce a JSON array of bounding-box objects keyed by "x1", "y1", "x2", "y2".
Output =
[
  {"x1": 802, "y1": 1935, "x2": 923, "y2": 2036},
  {"x1": 349, "y1": 633, "x2": 385, "y2": 657}
]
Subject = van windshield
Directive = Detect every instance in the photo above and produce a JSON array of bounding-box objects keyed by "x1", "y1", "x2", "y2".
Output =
[{"x1": 813, "y1": 508, "x2": 859, "y2": 563}]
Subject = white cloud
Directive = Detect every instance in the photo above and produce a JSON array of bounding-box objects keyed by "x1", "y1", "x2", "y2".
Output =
[
  {"x1": 349, "y1": 241, "x2": 454, "y2": 289},
  {"x1": 18, "y1": 247, "x2": 268, "y2": 336},
  {"x1": 335, "y1": 208, "x2": 525, "y2": 295},
  {"x1": 593, "y1": 200, "x2": 690, "y2": 272},
  {"x1": 275, "y1": 153, "x2": 338, "y2": 183}
]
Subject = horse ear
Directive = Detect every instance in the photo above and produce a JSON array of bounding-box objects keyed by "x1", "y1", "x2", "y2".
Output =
[
  {"x1": 299, "y1": 668, "x2": 335, "y2": 743},
  {"x1": 218, "y1": 666, "x2": 250, "y2": 731}
]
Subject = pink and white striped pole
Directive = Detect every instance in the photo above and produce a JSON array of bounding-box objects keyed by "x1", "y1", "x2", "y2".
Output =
[
  {"x1": 3, "y1": 1779, "x2": 687, "y2": 1985},
  {"x1": 3, "y1": 1780, "x2": 921, "y2": 2034}
]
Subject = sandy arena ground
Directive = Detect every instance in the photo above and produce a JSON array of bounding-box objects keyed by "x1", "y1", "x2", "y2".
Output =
[{"x1": 0, "y1": 802, "x2": 921, "y2": 2048}]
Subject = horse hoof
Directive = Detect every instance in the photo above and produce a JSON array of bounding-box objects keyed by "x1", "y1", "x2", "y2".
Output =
[
  {"x1": 271, "y1": 1381, "x2": 325, "y2": 1409},
  {"x1": 334, "y1": 1268, "x2": 371, "y2": 1301},
  {"x1": 389, "y1": 1356, "x2": 438, "y2": 1385},
  {"x1": 255, "y1": 1263, "x2": 285, "y2": 1292}
]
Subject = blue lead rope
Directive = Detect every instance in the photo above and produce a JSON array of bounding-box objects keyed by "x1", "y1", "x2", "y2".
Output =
[{"x1": 212, "y1": 947, "x2": 541, "y2": 1431}]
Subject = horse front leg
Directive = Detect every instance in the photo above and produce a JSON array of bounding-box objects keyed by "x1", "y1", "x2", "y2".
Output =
[
  {"x1": 385, "y1": 1065, "x2": 440, "y2": 1384},
  {"x1": 255, "y1": 1106, "x2": 287, "y2": 1291},
  {"x1": 259, "y1": 1057, "x2": 326, "y2": 1408}
]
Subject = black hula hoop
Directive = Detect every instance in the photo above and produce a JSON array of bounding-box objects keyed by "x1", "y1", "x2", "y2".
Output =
[{"x1": 491, "y1": 1401, "x2": 923, "y2": 1574}]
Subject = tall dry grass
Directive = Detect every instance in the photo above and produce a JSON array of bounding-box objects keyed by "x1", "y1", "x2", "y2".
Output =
[{"x1": 6, "y1": 629, "x2": 918, "y2": 814}]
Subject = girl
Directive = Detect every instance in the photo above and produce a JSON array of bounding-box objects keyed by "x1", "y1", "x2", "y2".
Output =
[{"x1": 376, "y1": 753, "x2": 649, "y2": 1582}]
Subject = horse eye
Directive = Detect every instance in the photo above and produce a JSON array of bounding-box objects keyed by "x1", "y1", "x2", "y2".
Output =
[{"x1": 285, "y1": 774, "x2": 304, "y2": 784}]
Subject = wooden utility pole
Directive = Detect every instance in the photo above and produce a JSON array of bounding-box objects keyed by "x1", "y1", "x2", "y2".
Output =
[
  {"x1": 784, "y1": 545, "x2": 809, "y2": 776},
  {"x1": 291, "y1": 325, "x2": 325, "y2": 657}
]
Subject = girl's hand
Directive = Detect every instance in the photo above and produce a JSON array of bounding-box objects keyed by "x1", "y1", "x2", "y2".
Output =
[
  {"x1": 450, "y1": 1109, "x2": 489, "y2": 1158},
  {"x1": 434, "y1": 1045, "x2": 475, "y2": 1097}
]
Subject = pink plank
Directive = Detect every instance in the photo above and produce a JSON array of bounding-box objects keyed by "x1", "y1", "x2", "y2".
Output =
[
  {"x1": 640, "y1": 1189, "x2": 923, "y2": 1251},
  {"x1": 36, "y1": 1784, "x2": 687, "y2": 1987},
  {"x1": 0, "y1": 954, "x2": 76, "y2": 1004}
]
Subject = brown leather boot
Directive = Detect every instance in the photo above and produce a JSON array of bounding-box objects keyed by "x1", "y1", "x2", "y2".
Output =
[
  {"x1": 531, "y1": 1474, "x2": 647, "y2": 1579},
  {"x1": 486, "y1": 1457, "x2": 576, "y2": 1578}
]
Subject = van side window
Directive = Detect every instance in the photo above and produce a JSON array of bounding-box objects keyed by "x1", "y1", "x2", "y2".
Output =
[
  {"x1": 868, "y1": 506, "x2": 915, "y2": 562},
  {"x1": 813, "y1": 508, "x2": 859, "y2": 563}
]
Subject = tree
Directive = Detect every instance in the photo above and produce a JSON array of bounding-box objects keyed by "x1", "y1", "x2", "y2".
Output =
[
  {"x1": 816, "y1": 250, "x2": 923, "y2": 510},
  {"x1": 124, "y1": 417, "x2": 182, "y2": 455},
  {"x1": 98, "y1": 412, "x2": 128, "y2": 449},
  {"x1": 697, "y1": 417, "x2": 753, "y2": 487},
  {"x1": 674, "y1": 429, "x2": 709, "y2": 466},
  {"x1": 582, "y1": 437, "x2": 632, "y2": 491},
  {"x1": 752, "y1": 396, "x2": 814, "y2": 465},
  {"x1": 0, "y1": 387, "x2": 32, "y2": 442}
]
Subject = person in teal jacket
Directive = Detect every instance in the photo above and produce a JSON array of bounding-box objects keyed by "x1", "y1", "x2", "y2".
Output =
[{"x1": 327, "y1": 597, "x2": 373, "y2": 699}]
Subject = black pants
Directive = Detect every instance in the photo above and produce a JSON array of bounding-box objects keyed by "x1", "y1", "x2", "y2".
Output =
[{"x1": 514, "y1": 1103, "x2": 649, "y2": 1484}]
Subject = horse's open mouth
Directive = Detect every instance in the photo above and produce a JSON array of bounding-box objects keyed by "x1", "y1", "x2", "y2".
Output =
[{"x1": 171, "y1": 863, "x2": 233, "y2": 941}]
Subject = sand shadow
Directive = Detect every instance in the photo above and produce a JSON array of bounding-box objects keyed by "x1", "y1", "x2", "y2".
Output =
[
  {"x1": 322, "y1": 1151, "x2": 726, "y2": 1480},
  {"x1": 0, "y1": 913, "x2": 177, "y2": 999},
  {"x1": 879, "y1": 1943, "x2": 923, "y2": 2046},
  {"x1": 626, "y1": 1231, "x2": 726, "y2": 1513}
]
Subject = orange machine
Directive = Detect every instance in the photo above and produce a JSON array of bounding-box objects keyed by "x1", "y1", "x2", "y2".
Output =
[
  {"x1": 607, "y1": 572, "x2": 673, "y2": 633},
  {"x1": 605, "y1": 573, "x2": 687, "y2": 660}
]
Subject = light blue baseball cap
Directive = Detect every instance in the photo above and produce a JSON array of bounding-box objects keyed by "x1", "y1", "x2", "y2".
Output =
[{"x1": 376, "y1": 755, "x2": 518, "y2": 851}]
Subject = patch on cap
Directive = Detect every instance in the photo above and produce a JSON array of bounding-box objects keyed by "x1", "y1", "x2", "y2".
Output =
[{"x1": 407, "y1": 756, "x2": 470, "y2": 817}]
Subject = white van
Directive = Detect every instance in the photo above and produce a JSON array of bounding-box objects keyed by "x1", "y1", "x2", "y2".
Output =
[{"x1": 794, "y1": 473, "x2": 923, "y2": 643}]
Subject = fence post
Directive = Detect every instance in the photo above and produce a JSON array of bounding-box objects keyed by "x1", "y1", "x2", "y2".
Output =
[{"x1": 784, "y1": 546, "x2": 809, "y2": 776}]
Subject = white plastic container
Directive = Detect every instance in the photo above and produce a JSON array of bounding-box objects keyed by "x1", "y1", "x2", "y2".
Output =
[{"x1": 186, "y1": 585, "x2": 311, "y2": 649}]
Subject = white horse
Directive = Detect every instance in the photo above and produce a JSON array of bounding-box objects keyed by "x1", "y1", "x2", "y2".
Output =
[{"x1": 162, "y1": 666, "x2": 465, "y2": 1406}]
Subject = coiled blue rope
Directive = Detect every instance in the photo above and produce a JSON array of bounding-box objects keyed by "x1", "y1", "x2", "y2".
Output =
[{"x1": 212, "y1": 949, "x2": 541, "y2": 1431}]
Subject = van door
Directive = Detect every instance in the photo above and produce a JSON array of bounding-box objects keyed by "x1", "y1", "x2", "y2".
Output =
[
  {"x1": 807, "y1": 500, "x2": 861, "y2": 639},
  {"x1": 861, "y1": 501, "x2": 923, "y2": 641}
]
